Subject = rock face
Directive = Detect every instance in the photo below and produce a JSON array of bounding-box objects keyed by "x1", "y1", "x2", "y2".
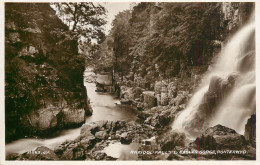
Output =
[
  {"x1": 23, "y1": 107, "x2": 59, "y2": 132},
  {"x1": 62, "y1": 108, "x2": 86, "y2": 126},
  {"x1": 244, "y1": 114, "x2": 256, "y2": 146},
  {"x1": 182, "y1": 73, "x2": 239, "y2": 136},
  {"x1": 5, "y1": 3, "x2": 91, "y2": 141}
]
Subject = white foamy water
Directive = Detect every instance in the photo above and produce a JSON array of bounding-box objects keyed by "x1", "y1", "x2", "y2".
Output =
[{"x1": 172, "y1": 21, "x2": 255, "y2": 136}]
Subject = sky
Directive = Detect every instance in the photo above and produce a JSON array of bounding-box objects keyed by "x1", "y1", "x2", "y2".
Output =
[{"x1": 101, "y1": 2, "x2": 132, "y2": 34}]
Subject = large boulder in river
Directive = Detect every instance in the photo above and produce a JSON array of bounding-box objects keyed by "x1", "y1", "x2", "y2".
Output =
[
  {"x1": 21, "y1": 107, "x2": 59, "y2": 133},
  {"x1": 62, "y1": 108, "x2": 85, "y2": 126},
  {"x1": 142, "y1": 91, "x2": 157, "y2": 109},
  {"x1": 96, "y1": 74, "x2": 112, "y2": 86}
]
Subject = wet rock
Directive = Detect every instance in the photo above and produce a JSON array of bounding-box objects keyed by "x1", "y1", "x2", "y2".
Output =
[
  {"x1": 244, "y1": 114, "x2": 256, "y2": 146},
  {"x1": 63, "y1": 108, "x2": 85, "y2": 126},
  {"x1": 142, "y1": 91, "x2": 157, "y2": 109},
  {"x1": 24, "y1": 108, "x2": 59, "y2": 132},
  {"x1": 183, "y1": 73, "x2": 239, "y2": 135},
  {"x1": 238, "y1": 51, "x2": 255, "y2": 73},
  {"x1": 96, "y1": 74, "x2": 112, "y2": 86}
]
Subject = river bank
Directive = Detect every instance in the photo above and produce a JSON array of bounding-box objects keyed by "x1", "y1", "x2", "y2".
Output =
[
  {"x1": 6, "y1": 69, "x2": 256, "y2": 160},
  {"x1": 6, "y1": 69, "x2": 140, "y2": 158}
]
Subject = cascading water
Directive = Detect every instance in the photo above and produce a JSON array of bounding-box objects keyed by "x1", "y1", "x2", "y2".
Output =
[{"x1": 172, "y1": 21, "x2": 255, "y2": 137}]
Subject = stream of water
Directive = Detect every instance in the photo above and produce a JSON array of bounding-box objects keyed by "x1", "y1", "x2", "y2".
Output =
[{"x1": 6, "y1": 69, "x2": 138, "y2": 157}]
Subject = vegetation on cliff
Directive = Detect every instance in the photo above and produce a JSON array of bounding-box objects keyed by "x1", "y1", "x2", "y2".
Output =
[
  {"x1": 5, "y1": 3, "x2": 106, "y2": 141},
  {"x1": 93, "y1": 2, "x2": 254, "y2": 89}
]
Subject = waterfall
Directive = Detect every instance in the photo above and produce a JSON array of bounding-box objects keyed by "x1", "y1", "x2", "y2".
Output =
[{"x1": 172, "y1": 21, "x2": 255, "y2": 137}]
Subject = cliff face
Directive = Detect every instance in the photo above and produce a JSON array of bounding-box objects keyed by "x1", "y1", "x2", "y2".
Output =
[{"x1": 5, "y1": 3, "x2": 91, "y2": 142}]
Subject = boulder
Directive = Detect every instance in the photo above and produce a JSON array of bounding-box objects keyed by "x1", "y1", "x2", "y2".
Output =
[
  {"x1": 191, "y1": 125, "x2": 247, "y2": 150},
  {"x1": 96, "y1": 74, "x2": 112, "y2": 86},
  {"x1": 26, "y1": 108, "x2": 59, "y2": 132},
  {"x1": 142, "y1": 91, "x2": 157, "y2": 109},
  {"x1": 63, "y1": 108, "x2": 85, "y2": 126}
]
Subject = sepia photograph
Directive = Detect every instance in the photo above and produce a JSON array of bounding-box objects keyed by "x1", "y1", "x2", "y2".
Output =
[{"x1": 1, "y1": 0, "x2": 258, "y2": 164}]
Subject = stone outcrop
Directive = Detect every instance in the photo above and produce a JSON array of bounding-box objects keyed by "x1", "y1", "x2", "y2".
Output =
[
  {"x1": 142, "y1": 91, "x2": 157, "y2": 109},
  {"x1": 244, "y1": 114, "x2": 256, "y2": 146},
  {"x1": 181, "y1": 73, "x2": 240, "y2": 136},
  {"x1": 191, "y1": 124, "x2": 247, "y2": 150},
  {"x1": 62, "y1": 108, "x2": 86, "y2": 126},
  {"x1": 5, "y1": 3, "x2": 91, "y2": 141}
]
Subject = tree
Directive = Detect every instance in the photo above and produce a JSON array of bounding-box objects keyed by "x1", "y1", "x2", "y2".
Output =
[{"x1": 53, "y1": 2, "x2": 107, "y2": 44}]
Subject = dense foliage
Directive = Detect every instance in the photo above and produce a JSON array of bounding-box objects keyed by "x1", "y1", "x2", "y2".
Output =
[{"x1": 94, "y1": 2, "x2": 253, "y2": 89}]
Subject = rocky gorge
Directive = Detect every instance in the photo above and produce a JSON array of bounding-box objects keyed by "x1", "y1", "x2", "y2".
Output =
[{"x1": 5, "y1": 2, "x2": 256, "y2": 161}]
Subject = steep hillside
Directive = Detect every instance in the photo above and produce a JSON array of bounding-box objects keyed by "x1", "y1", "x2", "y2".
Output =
[{"x1": 5, "y1": 3, "x2": 91, "y2": 142}]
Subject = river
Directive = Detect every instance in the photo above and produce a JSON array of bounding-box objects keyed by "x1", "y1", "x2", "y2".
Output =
[{"x1": 6, "y1": 69, "x2": 139, "y2": 159}]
